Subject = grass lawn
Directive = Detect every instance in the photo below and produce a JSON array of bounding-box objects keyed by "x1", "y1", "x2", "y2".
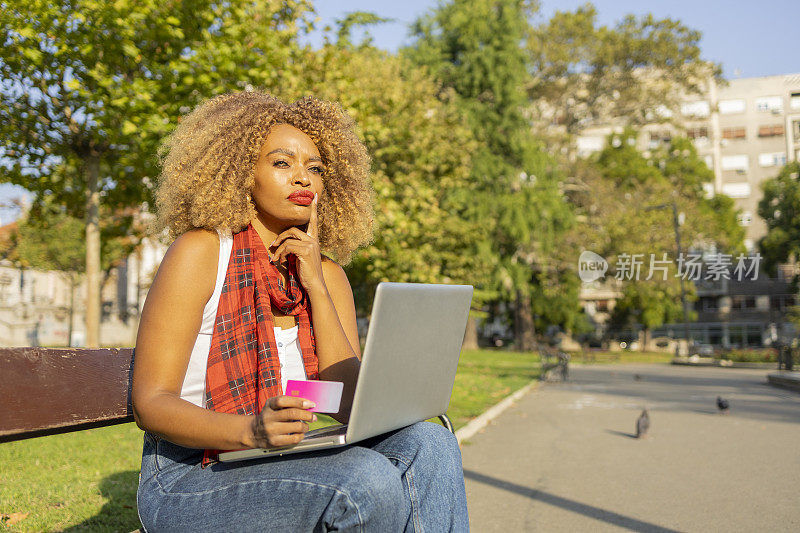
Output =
[{"x1": 0, "y1": 348, "x2": 543, "y2": 531}]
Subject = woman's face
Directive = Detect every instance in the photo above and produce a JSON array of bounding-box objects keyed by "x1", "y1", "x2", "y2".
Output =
[{"x1": 252, "y1": 123, "x2": 324, "y2": 231}]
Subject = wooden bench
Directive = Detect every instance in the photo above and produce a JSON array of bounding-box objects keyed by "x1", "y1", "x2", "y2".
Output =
[
  {"x1": 0, "y1": 347, "x2": 136, "y2": 443},
  {"x1": 0, "y1": 347, "x2": 454, "y2": 528}
]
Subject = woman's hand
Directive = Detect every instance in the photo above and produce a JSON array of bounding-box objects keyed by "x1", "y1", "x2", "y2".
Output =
[
  {"x1": 248, "y1": 395, "x2": 317, "y2": 448},
  {"x1": 269, "y1": 194, "x2": 327, "y2": 297}
]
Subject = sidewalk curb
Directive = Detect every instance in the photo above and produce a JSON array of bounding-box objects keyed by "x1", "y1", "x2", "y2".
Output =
[
  {"x1": 672, "y1": 358, "x2": 777, "y2": 369},
  {"x1": 455, "y1": 381, "x2": 539, "y2": 444},
  {"x1": 767, "y1": 371, "x2": 800, "y2": 393}
]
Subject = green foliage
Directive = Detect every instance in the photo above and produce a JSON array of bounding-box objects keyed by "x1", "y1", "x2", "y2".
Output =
[
  {"x1": 658, "y1": 136, "x2": 713, "y2": 196},
  {"x1": 284, "y1": 41, "x2": 488, "y2": 311},
  {"x1": 404, "y1": 0, "x2": 579, "y2": 339},
  {"x1": 1, "y1": 1, "x2": 316, "y2": 342},
  {"x1": 15, "y1": 208, "x2": 85, "y2": 273},
  {"x1": 333, "y1": 11, "x2": 392, "y2": 48},
  {"x1": 406, "y1": 0, "x2": 541, "y2": 185},
  {"x1": 528, "y1": 3, "x2": 717, "y2": 137},
  {"x1": 758, "y1": 162, "x2": 800, "y2": 277},
  {"x1": 610, "y1": 278, "x2": 689, "y2": 332},
  {"x1": 567, "y1": 129, "x2": 747, "y2": 335},
  {"x1": 716, "y1": 348, "x2": 778, "y2": 363},
  {"x1": 0, "y1": 0, "x2": 315, "y2": 246},
  {"x1": 595, "y1": 130, "x2": 665, "y2": 187},
  {"x1": 0, "y1": 0, "x2": 315, "y2": 208},
  {"x1": 653, "y1": 136, "x2": 745, "y2": 256}
]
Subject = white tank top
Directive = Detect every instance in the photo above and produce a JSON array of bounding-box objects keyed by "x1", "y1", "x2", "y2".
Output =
[{"x1": 179, "y1": 230, "x2": 308, "y2": 407}]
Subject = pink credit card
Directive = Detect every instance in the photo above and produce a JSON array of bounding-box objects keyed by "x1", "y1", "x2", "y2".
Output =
[{"x1": 285, "y1": 379, "x2": 343, "y2": 413}]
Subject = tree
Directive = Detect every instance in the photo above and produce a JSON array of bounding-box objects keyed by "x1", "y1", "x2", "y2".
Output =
[
  {"x1": 15, "y1": 211, "x2": 84, "y2": 346},
  {"x1": 758, "y1": 162, "x2": 800, "y2": 278},
  {"x1": 0, "y1": 199, "x2": 136, "y2": 346},
  {"x1": 0, "y1": 0, "x2": 314, "y2": 346},
  {"x1": 405, "y1": 0, "x2": 576, "y2": 350},
  {"x1": 527, "y1": 3, "x2": 718, "y2": 153},
  {"x1": 655, "y1": 136, "x2": 745, "y2": 256},
  {"x1": 284, "y1": 25, "x2": 489, "y2": 328},
  {"x1": 564, "y1": 130, "x2": 744, "y2": 348}
]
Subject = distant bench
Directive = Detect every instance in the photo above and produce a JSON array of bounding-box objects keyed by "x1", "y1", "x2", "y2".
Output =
[{"x1": 539, "y1": 345, "x2": 570, "y2": 382}]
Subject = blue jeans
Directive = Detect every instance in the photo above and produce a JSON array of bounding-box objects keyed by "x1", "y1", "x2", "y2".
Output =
[{"x1": 137, "y1": 421, "x2": 469, "y2": 532}]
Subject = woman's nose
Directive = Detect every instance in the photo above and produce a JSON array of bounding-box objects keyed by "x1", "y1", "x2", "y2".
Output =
[{"x1": 293, "y1": 168, "x2": 311, "y2": 186}]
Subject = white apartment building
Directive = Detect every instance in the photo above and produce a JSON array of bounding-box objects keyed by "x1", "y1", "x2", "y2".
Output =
[
  {"x1": 576, "y1": 72, "x2": 800, "y2": 253},
  {"x1": 574, "y1": 73, "x2": 800, "y2": 349}
]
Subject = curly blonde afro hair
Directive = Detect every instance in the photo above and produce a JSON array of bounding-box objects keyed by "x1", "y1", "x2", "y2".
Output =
[{"x1": 153, "y1": 91, "x2": 374, "y2": 264}]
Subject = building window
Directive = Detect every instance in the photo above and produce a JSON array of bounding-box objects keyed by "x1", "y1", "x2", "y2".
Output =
[
  {"x1": 721, "y1": 182, "x2": 751, "y2": 198},
  {"x1": 719, "y1": 99, "x2": 746, "y2": 114},
  {"x1": 755, "y1": 96, "x2": 783, "y2": 113},
  {"x1": 698, "y1": 296, "x2": 718, "y2": 310},
  {"x1": 772, "y1": 295, "x2": 796, "y2": 311},
  {"x1": 758, "y1": 124, "x2": 785, "y2": 137},
  {"x1": 793, "y1": 120, "x2": 800, "y2": 139},
  {"x1": 681, "y1": 101, "x2": 710, "y2": 118},
  {"x1": 722, "y1": 127, "x2": 746, "y2": 140},
  {"x1": 791, "y1": 92, "x2": 800, "y2": 111},
  {"x1": 648, "y1": 130, "x2": 672, "y2": 148},
  {"x1": 737, "y1": 212, "x2": 752, "y2": 226},
  {"x1": 596, "y1": 299, "x2": 609, "y2": 312},
  {"x1": 687, "y1": 126, "x2": 709, "y2": 139},
  {"x1": 746, "y1": 325, "x2": 762, "y2": 346},
  {"x1": 721, "y1": 154, "x2": 749, "y2": 171},
  {"x1": 731, "y1": 296, "x2": 757, "y2": 310},
  {"x1": 758, "y1": 152, "x2": 787, "y2": 167}
]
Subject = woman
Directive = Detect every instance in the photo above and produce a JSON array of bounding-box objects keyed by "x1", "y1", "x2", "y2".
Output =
[{"x1": 132, "y1": 91, "x2": 469, "y2": 532}]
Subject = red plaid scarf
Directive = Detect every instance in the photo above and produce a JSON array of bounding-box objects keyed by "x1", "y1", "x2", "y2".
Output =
[{"x1": 202, "y1": 223, "x2": 319, "y2": 466}]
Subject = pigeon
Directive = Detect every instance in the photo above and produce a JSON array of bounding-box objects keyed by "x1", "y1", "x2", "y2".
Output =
[
  {"x1": 716, "y1": 396, "x2": 730, "y2": 414},
  {"x1": 635, "y1": 409, "x2": 650, "y2": 438}
]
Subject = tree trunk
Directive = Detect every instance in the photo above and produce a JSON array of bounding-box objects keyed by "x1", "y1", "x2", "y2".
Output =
[
  {"x1": 462, "y1": 313, "x2": 479, "y2": 350},
  {"x1": 68, "y1": 275, "x2": 75, "y2": 347},
  {"x1": 514, "y1": 290, "x2": 536, "y2": 352},
  {"x1": 641, "y1": 328, "x2": 650, "y2": 352},
  {"x1": 85, "y1": 155, "x2": 101, "y2": 348}
]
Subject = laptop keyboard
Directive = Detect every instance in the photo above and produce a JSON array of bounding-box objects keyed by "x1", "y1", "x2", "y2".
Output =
[{"x1": 304, "y1": 424, "x2": 347, "y2": 439}]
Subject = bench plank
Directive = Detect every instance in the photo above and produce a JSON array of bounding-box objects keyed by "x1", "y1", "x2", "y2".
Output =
[{"x1": 0, "y1": 348, "x2": 135, "y2": 442}]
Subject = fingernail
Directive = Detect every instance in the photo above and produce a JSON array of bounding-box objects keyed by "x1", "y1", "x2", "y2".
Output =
[
  {"x1": 312, "y1": 414, "x2": 317, "y2": 421},
  {"x1": 314, "y1": 193, "x2": 318, "y2": 202},
  {"x1": 303, "y1": 400, "x2": 316, "y2": 409}
]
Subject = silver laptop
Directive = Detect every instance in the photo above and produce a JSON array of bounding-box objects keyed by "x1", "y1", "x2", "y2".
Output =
[{"x1": 218, "y1": 282, "x2": 473, "y2": 462}]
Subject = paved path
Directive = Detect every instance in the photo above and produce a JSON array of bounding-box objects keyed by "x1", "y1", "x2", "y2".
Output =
[{"x1": 461, "y1": 363, "x2": 800, "y2": 532}]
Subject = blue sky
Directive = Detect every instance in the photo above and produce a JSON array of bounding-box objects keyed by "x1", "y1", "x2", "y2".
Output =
[
  {"x1": 308, "y1": 0, "x2": 800, "y2": 78},
  {"x1": 3, "y1": 0, "x2": 798, "y2": 225}
]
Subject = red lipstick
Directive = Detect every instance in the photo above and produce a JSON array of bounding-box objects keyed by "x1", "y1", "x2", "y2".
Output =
[{"x1": 288, "y1": 190, "x2": 314, "y2": 205}]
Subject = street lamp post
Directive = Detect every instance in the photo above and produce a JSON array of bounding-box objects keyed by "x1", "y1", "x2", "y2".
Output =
[{"x1": 646, "y1": 199, "x2": 692, "y2": 356}]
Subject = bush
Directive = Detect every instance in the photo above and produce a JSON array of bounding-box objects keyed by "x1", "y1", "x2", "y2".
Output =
[{"x1": 716, "y1": 348, "x2": 777, "y2": 363}]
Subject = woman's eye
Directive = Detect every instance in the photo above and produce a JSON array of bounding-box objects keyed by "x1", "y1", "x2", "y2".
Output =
[
  {"x1": 273, "y1": 160, "x2": 289, "y2": 167},
  {"x1": 310, "y1": 166, "x2": 325, "y2": 175}
]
